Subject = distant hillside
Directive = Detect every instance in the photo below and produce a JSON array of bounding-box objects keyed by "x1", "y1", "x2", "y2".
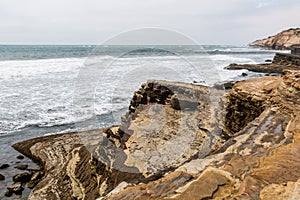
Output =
[{"x1": 249, "y1": 28, "x2": 300, "y2": 50}]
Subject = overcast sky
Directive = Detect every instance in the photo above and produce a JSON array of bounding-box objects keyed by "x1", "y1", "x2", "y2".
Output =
[{"x1": 0, "y1": 0, "x2": 299, "y2": 45}]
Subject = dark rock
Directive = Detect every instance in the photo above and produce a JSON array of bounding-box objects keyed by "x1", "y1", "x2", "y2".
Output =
[
  {"x1": 16, "y1": 155, "x2": 24, "y2": 160},
  {"x1": 214, "y1": 81, "x2": 236, "y2": 90},
  {"x1": 28, "y1": 171, "x2": 44, "y2": 189},
  {"x1": 223, "y1": 81, "x2": 236, "y2": 90},
  {"x1": 170, "y1": 94, "x2": 199, "y2": 110},
  {"x1": 265, "y1": 59, "x2": 272, "y2": 62},
  {"x1": 4, "y1": 190, "x2": 13, "y2": 197},
  {"x1": 0, "y1": 163, "x2": 10, "y2": 169},
  {"x1": 226, "y1": 53, "x2": 300, "y2": 73},
  {"x1": 14, "y1": 164, "x2": 28, "y2": 170},
  {"x1": 0, "y1": 173, "x2": 5, "y2": 181},
  {"x1": 241, "y1": 72, "x2": 248, "y2": 76},
  {"x1": 7, "y1": 182, "x2": 24, "y2": 195},
  {"x1": 13, "y1": 172, "x2": 33, "y2": 183}
]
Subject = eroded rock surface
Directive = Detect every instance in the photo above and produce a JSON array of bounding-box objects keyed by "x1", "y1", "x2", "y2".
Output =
[
  {"x1": 13, "y1": 70, "x2": 300, "y2": 200},
  {"x1": 226, "y1": 53, "x2": 300, "y2": 73},
  {"x1": 249, "y1": 28, "x2": 300, "y2": 50},
  {"x1": 107, "y1": 70, "x2": 300, "y2": 200}
]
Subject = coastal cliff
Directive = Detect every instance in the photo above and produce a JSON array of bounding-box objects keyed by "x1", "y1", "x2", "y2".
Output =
[
  {"x1": 12, "y1": 70, "x2": 300, "y2": 199},
  {"x1": 227, "y1": 28, "x2": 300, "y2": 74},
  {"x1": 249, "y1": 28, "x2": 300, "y2": 50}
]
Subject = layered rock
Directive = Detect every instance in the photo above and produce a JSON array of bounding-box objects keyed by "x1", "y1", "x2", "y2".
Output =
[
  {"x1": 249, "y1": 28, "x2": 300, "y2": 50},
  {"x1": 13, "y1": 80, "x2": 226, "y2": 199},
  {"x1": 13, "y1": 70, "x2": 300, "y2": 199},
  {"x1": 226, "y1": 53, "x2": 300, "y2": 73}
]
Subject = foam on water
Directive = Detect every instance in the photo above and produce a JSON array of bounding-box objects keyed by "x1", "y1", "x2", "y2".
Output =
[{"x1": 0, "y1": 45, "x2": 277, "y2": 136}]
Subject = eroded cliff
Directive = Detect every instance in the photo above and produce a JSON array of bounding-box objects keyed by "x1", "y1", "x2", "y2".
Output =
[
  {"x1": 12, "y1": 70, "x2": 300, "y2": 200},
  {"x1": 249, "y1": 28, "x2": 300, "y2": 50}
]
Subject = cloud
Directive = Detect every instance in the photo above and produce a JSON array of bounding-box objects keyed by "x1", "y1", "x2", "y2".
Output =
[{"x1": 0, "y1": 0, "x2": 299, "y2": 44}]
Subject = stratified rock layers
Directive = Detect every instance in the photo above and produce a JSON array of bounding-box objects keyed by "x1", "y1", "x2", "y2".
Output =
[
  {"x1": 226, "y1": 53, "x2": 300, "y2": 73},
  {"x1": 249, "y1": 28, "x2": 300, "y2": 50},
  {"x1": 13, "y1": 70, "x2": 300, "y2": 200}
]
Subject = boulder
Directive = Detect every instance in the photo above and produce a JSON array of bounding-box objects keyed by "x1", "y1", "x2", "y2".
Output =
[
  {"x1": 16, "y1": 155, "x2": 24, "y2": 160},
  {"x1": 7, "y1": 182, "x2": 23, "y2": 195},
  {"x1": 13, "y1": 172, "x2": 33, "y2": 183},
  {"x1": 14, "y1": 164, "x2": 28, "y2": 170},
  {"x1": 0, "y1": 163, "x2": 9, "y2": 169}
]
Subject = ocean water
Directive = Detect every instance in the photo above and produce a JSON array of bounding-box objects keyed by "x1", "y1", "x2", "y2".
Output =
[
  {"x1": 0, "y1": 45, "x2": 281, "y2": 137},
  {"x1": 0, "y1": 45, "x2": 282, "y2": 198}
]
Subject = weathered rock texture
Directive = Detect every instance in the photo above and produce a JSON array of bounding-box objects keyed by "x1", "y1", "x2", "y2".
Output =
[
  {"x1": 13, "y1": 70, "x2": 300, "y2": 200},
  {"x1": 105, "y1": 70, "x2": 300, "y2": 200},
  {"x1": 249, "y1": 28, "x2": 300, "y2": 50},
  {"x1": 226, "y1": 53, "x2": 300, "y2": 73}
]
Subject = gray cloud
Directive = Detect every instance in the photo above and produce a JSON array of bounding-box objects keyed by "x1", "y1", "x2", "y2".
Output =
[{"x1": 0, "y1": 0, "x2": 299, "y2": 45}]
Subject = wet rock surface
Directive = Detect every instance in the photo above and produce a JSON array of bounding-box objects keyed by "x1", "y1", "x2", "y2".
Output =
[
  {"x1": 16, "y1": 155, "x2": 24, "y2": 160},
  {"x1": 227, "y1": 52, "x2": 300, "y2": 74},
  {"x1": 7, "y1": 182, "x2": 23, "y2": 196},
  {"x1": 13, "y1": 172, "x2": 33, "y2": 183},
  {"x1": 0, "y1": 174, "x2": 5, "y2": 181},
  {"x1": 12, "y1": 70, "x2": 300, "y2": 199},
  {"x1": 14, "y1": 164, "x2": 28, "y2": 170},
  {"x1": 0, "y1": 164, "x2": 10, "y2": 169}
]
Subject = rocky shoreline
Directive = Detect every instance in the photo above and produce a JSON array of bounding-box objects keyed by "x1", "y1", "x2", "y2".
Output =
[
  {"x1": 8, "y1": 68, "x2": 300, "y2": 199},
  {"x1": 226, "y1": 52, "x2": 300, "y2": 74},
  {"x1": 4, "y1": 28, "x2": 300, "y2": 199}
]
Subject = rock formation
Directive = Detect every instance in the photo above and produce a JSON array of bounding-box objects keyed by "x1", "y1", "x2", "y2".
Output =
[
  {"x1": 226, "y1": 52, "x2": 300, "y2": 73},
  {"x1": 12, "y1": 70, "x2": 300, "y2": 199},
  {"x1": 249, "y1": 28, "x2": 300, "y2": 50}
]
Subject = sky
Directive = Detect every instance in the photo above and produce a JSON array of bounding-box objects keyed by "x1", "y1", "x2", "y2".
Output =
[{"x1": 0, "y1": 0, "x2": 299, "y2": 45}]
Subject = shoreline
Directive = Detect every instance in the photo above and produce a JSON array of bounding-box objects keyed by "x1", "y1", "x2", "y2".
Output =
[
  {"x1": 1, "y1": 37, "x2": 300, "y2": 198},
  {"x1": 8, "y1": 68, "x2": 300, "y2": 199}
]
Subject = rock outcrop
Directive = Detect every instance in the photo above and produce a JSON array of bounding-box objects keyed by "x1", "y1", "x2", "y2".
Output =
[
  {"x1": 226, "y1": 52, "x2": 300, "y2": 73},
  {"x1": 249, "y1": 28, "x2": 300, "y2": 50},
  {"x1": 12, "y1": 70, "x2": 300, "y2": 199},
  {"x1": 106, "y1": 70, "x2": 300, "y2": 200}
]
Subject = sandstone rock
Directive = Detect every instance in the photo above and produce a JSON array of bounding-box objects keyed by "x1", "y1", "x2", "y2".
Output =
[
  {"x1": 12, "y1": 71, "x2": 300, "y2": 199},
  {"x1": 107, "y1": 171, "x2": 193, "y2": 199},
  {"x1": 27, "y1": 171, "x2": 44, "y2": 189},
  {"x1": 249, "y1": 28, "x2": 300, "y2": 50},
  {"x1": 14, "y1": 164, "x2": 28, "y2": 170},
  {"x1": 260, "y1": 179, "x2": 300, "y2": 200},
  {"x1": 106, "y1": 71, "x2": 300, "y2": 199}
]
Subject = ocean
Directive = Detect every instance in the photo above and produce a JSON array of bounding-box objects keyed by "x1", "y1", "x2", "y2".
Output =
[{"x1": 0, "y1": 45, "x2": 282, "y2": 198}]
